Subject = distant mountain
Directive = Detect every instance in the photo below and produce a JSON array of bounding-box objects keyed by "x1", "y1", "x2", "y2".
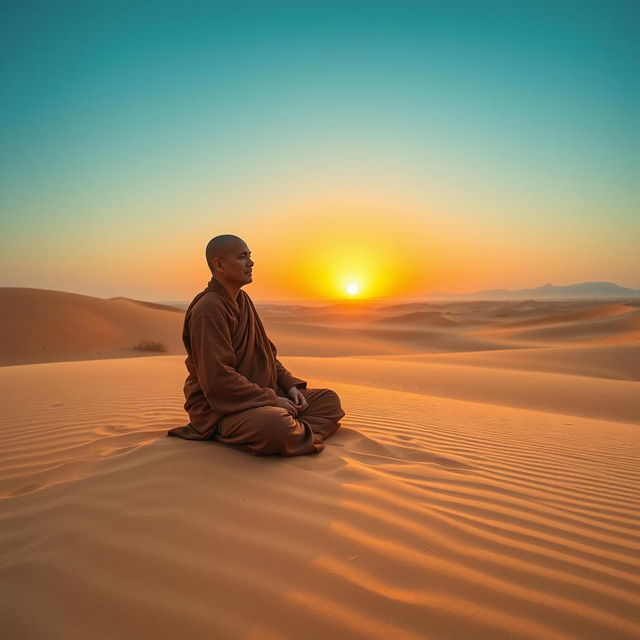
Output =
[{"x1": 426, "y1": 281, "x2": 640, "y2": 300}]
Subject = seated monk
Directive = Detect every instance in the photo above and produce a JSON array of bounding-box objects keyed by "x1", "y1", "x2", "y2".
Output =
[{"x1": 167, "y1": 234, "x2": 346, "y2": 456}]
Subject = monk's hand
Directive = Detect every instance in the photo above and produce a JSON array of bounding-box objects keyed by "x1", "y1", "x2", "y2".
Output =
[
  {"x1": 288, "y1": 386, "x2": 308, "y2": 412},
  {"x1": 275, "y1": 396, "x2": 299, "y2": 417}
]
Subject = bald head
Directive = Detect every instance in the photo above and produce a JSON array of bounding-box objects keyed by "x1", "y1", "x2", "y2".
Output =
[
  {"x1": 206, "y1": 234, "x2": 246, "y2": 273},
  {"x1": 205, "y1": 235, "x2": 254, "y2": 290}
]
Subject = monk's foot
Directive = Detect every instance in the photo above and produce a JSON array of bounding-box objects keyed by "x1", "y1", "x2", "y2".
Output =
[{"x1": 312, "y1": 433, "x2": 325, "y2": 445}]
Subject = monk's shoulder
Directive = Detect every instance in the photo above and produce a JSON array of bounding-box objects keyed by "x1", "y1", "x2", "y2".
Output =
[{"x1": 190, "y1": 292, "x2": 236, "y2": 325}]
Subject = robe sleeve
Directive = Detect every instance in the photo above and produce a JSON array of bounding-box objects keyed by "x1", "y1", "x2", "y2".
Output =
[
  {"x1": 268, "y1": 338, "x2": 307, "y2": 391},
  {"x1": 190, "y1": 312, "x2": 278, "y2": 414}
]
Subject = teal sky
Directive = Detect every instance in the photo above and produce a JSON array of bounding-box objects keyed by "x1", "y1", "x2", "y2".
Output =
[{"x1": 0, "y1": 1, "x2": 638, "y2": 301}]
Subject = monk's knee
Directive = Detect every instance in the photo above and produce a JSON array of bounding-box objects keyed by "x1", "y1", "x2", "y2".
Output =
[
  {"x1": 253, "y1": 408, "x2": 303, "y2": 455},
  {"x1": 323, "y1": 388, "x2": 346, "y2": 422}
]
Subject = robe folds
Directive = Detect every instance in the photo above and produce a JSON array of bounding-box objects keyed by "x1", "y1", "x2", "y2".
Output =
[{"x1": 167, "y1": 277, "x2": 308, "y2": 441}]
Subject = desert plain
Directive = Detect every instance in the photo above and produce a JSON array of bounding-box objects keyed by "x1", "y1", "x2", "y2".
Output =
[{"x1": 1, "y1": 287, "x2": 639, "y2": 639}]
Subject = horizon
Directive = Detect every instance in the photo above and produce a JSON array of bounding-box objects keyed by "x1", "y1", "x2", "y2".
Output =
[
  {"x1": 1, "y1": 1, "x2": 638, "y2": 302},
  {"x1": 124, "y1": 277, "x2": 640, "y2": 305},
  {"x1": 4, "y1": 278, "x2": 640, "y2": 308}
]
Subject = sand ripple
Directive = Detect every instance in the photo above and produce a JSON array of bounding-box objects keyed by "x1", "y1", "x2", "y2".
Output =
[{"x1": 1, "y1": 359, "x2": 639, "y2": 639}]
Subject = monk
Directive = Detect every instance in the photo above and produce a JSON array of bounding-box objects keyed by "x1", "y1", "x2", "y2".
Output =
[{"x1": 167, "y1": 234, "x2": 346, "y2": 456}]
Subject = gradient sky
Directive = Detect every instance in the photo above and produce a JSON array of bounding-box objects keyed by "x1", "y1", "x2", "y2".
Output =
[{"x1": 1, "y1": 0, "x2": 638, "y2": 301}]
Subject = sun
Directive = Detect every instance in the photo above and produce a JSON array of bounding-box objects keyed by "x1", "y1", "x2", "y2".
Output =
[{"x1": 346, "y1": 283, "x2": 359, "y2": 295}]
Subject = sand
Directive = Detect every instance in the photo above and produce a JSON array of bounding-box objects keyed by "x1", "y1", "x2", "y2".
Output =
[
  {"x1": 1, "y1": 288, "x2": 639, "y2": 639},
  {"x1": 0, "y1": 288, "x2": 184, "y2": 366}
]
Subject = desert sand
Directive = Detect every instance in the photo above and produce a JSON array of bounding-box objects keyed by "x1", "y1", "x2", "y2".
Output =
[{"x1": 1, "y1": 288, "x2": 639, "y2": 639}]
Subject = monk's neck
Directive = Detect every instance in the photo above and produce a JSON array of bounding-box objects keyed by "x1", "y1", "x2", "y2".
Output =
[{"x1": 214, "y1": 277, "x2": 242, "y2": 303}]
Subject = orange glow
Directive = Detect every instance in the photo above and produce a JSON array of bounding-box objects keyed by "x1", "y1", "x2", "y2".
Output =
[{"x1": 246, "y1": 204, "x2": 448, "y2": 301}]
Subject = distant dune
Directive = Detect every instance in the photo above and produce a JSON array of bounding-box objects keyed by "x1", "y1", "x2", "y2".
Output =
[
  {"x1": 108, "y1": 296, "x2": 184, "y2": 314},
  {"x1": 374, "y1": 344, "x2": 640, "y2": 382},
  {"x1": 2, "y1": 287, "x2": 639, "y2": 366},
  {"x1": 427, "y1": 280, "x2": 640, "y2": 300},
  {"x1": 0, "y1": 288, "x2": 185, "y2": 366},
  {"x1": 370, "y1": 310, "x2": 462, "y2": 328},
  {"x1": 476, "y1": 307, "x2": 640, "y2": 345},
  {"x1": 488, "y1": 303, "x2": 634, "y2": 330}
]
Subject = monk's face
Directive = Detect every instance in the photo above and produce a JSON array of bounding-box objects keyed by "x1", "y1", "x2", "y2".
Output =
[{"x1": 221, "y1": 241, "x2": 254, "y2": 286}]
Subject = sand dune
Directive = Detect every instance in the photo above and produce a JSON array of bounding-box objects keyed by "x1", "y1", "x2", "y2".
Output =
[
  {"x1": 279, "y1": 355, "x2": 640, "y2": 425},
  {"x1": 478, "y1": 311, "x2": 640, "y2": 345},
  {"x1": 1, "y1": 357, "x2": 638, "y2": 639},
  {"x1": 373, "y1": 344, "x2": 640, "y2": 382},
  {"x1": 3, "y1": 288, "x2": 639, "y2": 364},
  {"x1": 370, "y1": 310, "x2": 462, "y2": 328},
  {"x1": 262, "y1": 322, "x2": 417, "y2": 356},
  {"x1": 492, "y1": 303, "x2": 635, "y2": 330},
  {"x1": 108, "y1": 296, "x2": 185, "y2": 314},
  {"x1": 277, "y1": 311, "x2": 380, "y2": 324},
  {"x1": 266, "y1": 321, "x2": 520, "y2": 356},
  {"x1": 2, "y1": 289, "x2": 640, "y2": 638},
  {"x1": 0, "y1": 288, "x2": 185, "y2": 365}
]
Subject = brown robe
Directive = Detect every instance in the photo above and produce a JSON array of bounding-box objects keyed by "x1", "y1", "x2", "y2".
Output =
[{"x1": 168, "y1": 277, "x2": 308, "y2": 441}]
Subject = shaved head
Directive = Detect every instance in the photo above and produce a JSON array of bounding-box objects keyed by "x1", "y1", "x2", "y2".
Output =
[{"x1": 206, "y1": 234, "x2": 246, "y2": 273}]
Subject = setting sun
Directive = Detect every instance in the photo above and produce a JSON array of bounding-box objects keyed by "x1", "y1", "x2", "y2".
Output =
[{"x1": 346, "y1": 283, "x2": 359, "y2": 295}]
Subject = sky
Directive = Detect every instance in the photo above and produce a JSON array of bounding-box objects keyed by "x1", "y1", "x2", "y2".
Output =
[{"x1": 0, "y1": 0, "x2": 638, "y2": 302}]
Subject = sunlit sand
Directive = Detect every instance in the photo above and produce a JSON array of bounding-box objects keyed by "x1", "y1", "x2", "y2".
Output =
[{"x1": 1, "y1": 288, "x2": 639, "y2": 639}]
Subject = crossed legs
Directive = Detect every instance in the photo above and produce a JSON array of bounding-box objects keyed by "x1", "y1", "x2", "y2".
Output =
[{"x1": 216, "y1": 387, "x2": 345, "y2": 456}]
